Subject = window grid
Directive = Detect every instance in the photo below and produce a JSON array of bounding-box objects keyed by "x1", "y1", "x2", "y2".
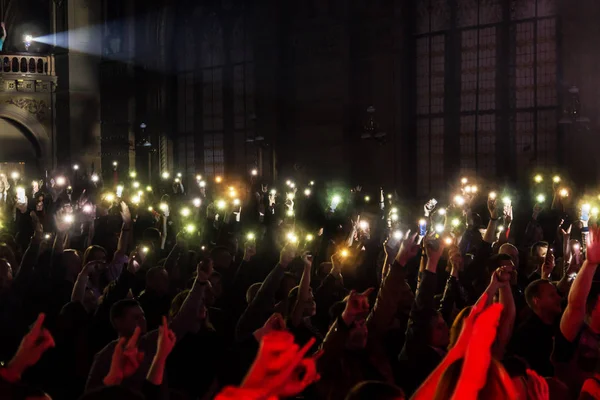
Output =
[
  {"x1": 477, "y1": 114, "x2": 496, "y2": 175},
  {"x1": 201, "y1": 16, "x2": 225, "y2": 178},
  {"x1": 460, "y1": 30, "x2": 478, "y2": 112},
  {"x1": 460, "y1": 115, "x2": 476, "y2": 172},
  {"x1": 416, "y1": 37, "x2": 430, "y2": 115},
  {"x1": 415, "y1": 0, "x2": 557, "y2": 189},
  {"x1": 417, "y1": 118, "x2": 430, "y2": 197}
]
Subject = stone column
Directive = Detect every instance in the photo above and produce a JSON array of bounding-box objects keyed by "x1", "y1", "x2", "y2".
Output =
[{"x1": 54, "y1": 0, "x2": 102, "y2": 174}]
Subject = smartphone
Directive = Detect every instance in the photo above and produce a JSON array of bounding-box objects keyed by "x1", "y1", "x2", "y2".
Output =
[
  {"x1": 16, "y1": 187, "x2": 26, "y2": 204},
  {"x1": 419, "y1": 220, "x2": 427, "y2": 237}
]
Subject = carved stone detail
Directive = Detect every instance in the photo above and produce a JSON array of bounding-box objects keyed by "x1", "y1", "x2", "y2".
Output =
[{"x1": 6, "y1": 98, "x2": 48, "y2": 121}]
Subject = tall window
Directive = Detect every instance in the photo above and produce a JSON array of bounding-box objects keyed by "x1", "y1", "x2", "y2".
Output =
[
  {"x1": 457, "y1": 0, "x2": 501, "y2": 177},
  {"x1": 231, "y1": 16, "x2": 256, "y2": 174},
  {"x1": 201, "y1": 16, "x2": 225, "y2": 178},
  {"x1": 176, "y1": 20, "x2": 196, "y2": 178},
  {"x1": 414, "y1": 0, "x2": 557, "y2": 196},
  {"x1": 510, "y1": 0, "x2": 557, "y2": 170},
  {"x1": 415, "y1": 0, "x2": 449, "y2": 197}
]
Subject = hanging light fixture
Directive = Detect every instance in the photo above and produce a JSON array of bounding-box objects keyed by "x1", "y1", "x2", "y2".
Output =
[{"x1": 559, "y1": 86, "x2": 590, "y2": 125}]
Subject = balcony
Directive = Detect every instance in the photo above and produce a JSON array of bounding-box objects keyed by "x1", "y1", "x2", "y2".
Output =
[{"x1": 0, "y1": 53, "x2": 55, "y2": 76}]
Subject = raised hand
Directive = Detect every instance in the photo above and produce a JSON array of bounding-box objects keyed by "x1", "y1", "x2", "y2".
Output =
[
  {"x1": 395, "y1": 230, "x2": 419, "y2": 266},
  {"x1": 504, "y1": 204, "x2": 513, "y2": 226},
  {"x1": 82, "y1": 260, "x2": 104, "y2": 277},
  {"x1": 104, "y1": 326, "x2": 145, "y2": 385},
  {"x1": 54, "y1": 208, "x2": 72, "y2": 233},
  {"x1": 196, "y1": 259, "x2": 213, "y2": 282},
  {"x1": 5, "y1": 313, "x2": 55, "y2": 380},
  {"x1": 242, "y1": 331, "x2": 319, "y2": 398},
  {"x1": 587, "y1": 224, "x2": 600, "y2": 265},
  {"x1": 451, "y1": 303, "x2": 504, "y2": 399},
  {"x1": 127, "y1": 249, "x2": 142, "y2": 274},
  {"x1": 541, "y1": 250, "x2": 555, "y2": 279},
  {"x1": 301, "y1": 252, "x2": 313, "y2": 268},
  {"x1": 120, "y1": 202, "x2": 132, "y2": 227},
  {"x1": 424, "y1": 232, "x2": 446, "y2": 263},
  {"x1": 244, "y1": 239, "x2": 256, "y2": 261},
  {"x1": 279, "y1": 244, "x2": 297, "y2": 268},
  {"x1": 30, "y1": 211, "x2": 44, "y2": 239},
  {"x1": 156, "y1": 316, "x2": 176, "y2": 361},
  {"x1": 532, "y1": 203, "x2": 543, "y2": 220},
  {"x1": 253, "y1": 313, "x2": 286, "y2": 342},
  {"x1": 488, "y1": 196, "x2": 500, "y2": 220},
  {"x1": 342, "y1": 288, "x2": 374, "y2": 326}
]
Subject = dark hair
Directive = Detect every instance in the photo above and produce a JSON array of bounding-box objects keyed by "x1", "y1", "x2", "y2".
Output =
[
  {"x1": 486, "y1": 253, "x2": 513, "y2": 273},
  {"x1": 143, "y1": 227, "x2": 161, "y2": 244},
  {"x1": 345, "y1": 381, "x2": 405, "y2": 400},
  {"x1": 210, "y1": 246, "x2": 231, "y2": 259},
  {"x1": 146, "y1": 266, "x2": 166, "y2": 283},
  {"x1": 449, "y1": 306, "x2": 472, "y2": 348},
  {"x1": 530, "y1": 241, "x2": 549, "y2": 257},
  {"x1": 408, "y1": 307, "x2": 442, "y2": 349},
  {"x1": 77, "y1": 385, "x2": 144, "y2": 400},
  {"x1": 82, "y1": 245, "x2": 106, "y2": 265},
  {"x1": 524, "y1": 279, "x2": 552, "y2": 310},
  {"x1": 110, "y1": 299, "x2": 141, "y2": 326}
]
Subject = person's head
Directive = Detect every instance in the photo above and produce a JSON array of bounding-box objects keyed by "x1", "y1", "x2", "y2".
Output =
[
  {"x1": 82, "y1": 245, "x2": 107, "y2": 265},
  {"x1": 146, "y1": 267, "x2": 169, "y2": 296},
  {"x1": 446, "y1": 245, "x2": 463, "y2": 272},
  {"x1": 142, "y1": 228, "x2": 161, "y2": 250},
  {"x1": 530, "y1": 241, "x2": 549, "y2": 266},
  {"x1": 246, "y1": 282, "x2": 262, "y2": 304},
  {"x1": 287, "y1": 285, "x2": 316, "y2": 319},
  {"x1": 0, "y1": 258, "x2": 13, "y2": 291},
  {"x1": 345, "y1": 381, "x2": 405, "y2": 400},
  {"x1": 585, "y1": 283, "x2": 600, "y2": 331},
  {"x1": 433, "y1": 358, "x2": 515, "y2": 400},
  {"x1": 0, "y1": 243, "x2": 17, "y2": 269},
  {"x1": 210, "y1": 247, "x2": 233, "y2": 270},
  {"x1": 498, "y1": 243, "x2": 519, "y2": 270},
  {"x1": 276, "y1": 272, "x2": 298, "y2": 302},
  {"x1": 412, "y1": 308, "x2": 449, "y2": 349},
  {"x1": 110, "y1": 299, "x2": 146, "y2": 337},
  {"x1": 170, "y1": 289, "x2": 207, "y2": 332},
  {"x1": 487, "y1": 253, "x2": 516, "y2": 285},
  {"x1": 525, "y1": 279, "x2": 562, "y2": 317},
  {"x1": 62, "y1": 249, "x2": 82, "y2": 279}
]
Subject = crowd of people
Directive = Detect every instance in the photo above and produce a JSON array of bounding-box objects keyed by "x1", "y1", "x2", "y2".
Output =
[{"x1": 0, "y1": 167, "x2": 599, "y2": 399}]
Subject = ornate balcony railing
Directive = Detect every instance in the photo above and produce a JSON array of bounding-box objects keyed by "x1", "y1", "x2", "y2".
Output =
[{"x1": 0, "y1": 54, "x2": 55, "y2": 76}]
